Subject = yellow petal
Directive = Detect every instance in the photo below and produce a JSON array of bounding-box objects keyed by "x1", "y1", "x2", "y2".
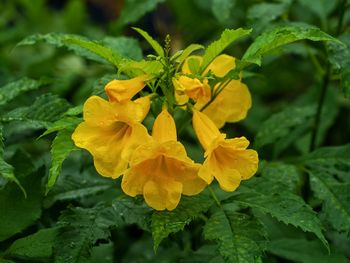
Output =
[
  {"x1": 203, "y1": 54, "x2": 236, "y2": 77},
  {"x1": 72, "y1": 120, "x2": 151, "y2": 179},
  {"x1": 192, "y1": 110, "x2": 222, "y2": 150},
  {"x1": 105, "y1": 75, "x2": 147, "y2": 102},
  {"x1": 218, "y1": 137, "x2": 259, "y2": 180},
  {"x1": 200, "y1": 136, "x2": 258, "y2": 191},
  {"x1": 152, "y1": 108, "x2": 177, "y2": 143},
  {"x1": 82, "y1": 96, "x2": 117, "y2": 126},
  {"x1": 215, "y1": 168, "x2": 241, "y2": 192},
  {"x1": 175, "y1": 76, "x2": 210, "y2": 101},
  {"x1": 143, "y1": 179, "x2": 183, "y2": 211},
  {"x1": 133, "y1": 95, "x2": 151, "y2": 122},
  {"x1": 199, "y1": 81, "x2": 252, "y2": 128}
]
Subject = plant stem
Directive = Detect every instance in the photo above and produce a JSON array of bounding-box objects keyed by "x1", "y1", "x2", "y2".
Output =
[
  {"x1": 309, "y1": 0, "x2": 346, "y2": 152},
  {"x1": 309, "y1": 63, "x2": 330, "y2": 152},
  {"x1": 208, "y1": 185, "x2": 221, "y2": 207}
]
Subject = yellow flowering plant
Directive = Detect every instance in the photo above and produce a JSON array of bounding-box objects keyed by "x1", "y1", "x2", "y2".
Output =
[{"x1": 71, "y1": 28, "x2": 259, "y2": 211}]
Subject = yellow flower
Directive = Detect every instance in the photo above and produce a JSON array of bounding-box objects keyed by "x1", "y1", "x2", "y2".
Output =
[
  {"x1": 172, "y1": 76, "x2": 211, "y2": 105},
  {"x1": 178, "y1": 54, "x2": 252, "y2": 128},
  {"x1": 192, "y1": 110, "x2": 258, "y2": 192},
  {"x1": 121, "y1": 108, "x2": 207, "y2": 211},
  {"x1": 105, "y1": 75, "x2": 147, "y2": 102},
  {"x1": 72, "y1": 95, "x2": 151, "y2": 179}
]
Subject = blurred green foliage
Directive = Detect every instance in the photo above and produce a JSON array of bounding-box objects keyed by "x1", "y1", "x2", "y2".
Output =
[{"x1": 1, "y1": 0, "x2": 350, "y2": 262}]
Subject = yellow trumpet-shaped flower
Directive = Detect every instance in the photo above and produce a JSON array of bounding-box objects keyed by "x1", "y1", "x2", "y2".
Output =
[
  {"x1": 178, "y1": 54, "x2": 252, "y2": 128},
  {"x1": 172, "y1": 76, "x2": 211, "y2": 105},
  {"x1": 121, "y1": 108, "x2": 207, "y2": 211},
  {"x1": 192, "y1": 110, "x2": 258, "y2": 192},
  {"x1": 105, "y1": 75, "x2": 147, "y2": 102},
  {"x1": 72, "y1": 95, "x2": 151, "y2": 179}
]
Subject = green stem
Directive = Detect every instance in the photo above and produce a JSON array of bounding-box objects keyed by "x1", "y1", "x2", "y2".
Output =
[
  {"x1": 208, "y1": 185, "x2": 221, "y2": 207},
  {"x1": 309, "y1": 63, "x2": 330, "y2": 152},
  {"x1": 309, "y1": 0, "x2": 346, "y2": 152}
]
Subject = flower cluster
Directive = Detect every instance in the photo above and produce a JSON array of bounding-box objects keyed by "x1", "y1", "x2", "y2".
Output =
[{"x1": 72, "y1": 52, "x2": 258, "y2": 211}]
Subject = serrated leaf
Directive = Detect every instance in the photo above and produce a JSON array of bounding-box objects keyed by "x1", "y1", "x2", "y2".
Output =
[
  {"x1": 44, "y1": 168, "x2": 114, "y2": 208},
  {"x1": 0, "y1": 127, "x2": 26, "y2": 196},
  {"x1": 260, "y1": 161, "x2": 302, "y2": 193},
  {"x1": 5, "y1": 228, "x2": 57, "y2": 261},
  {"x1": 309, "y1": 170, "x2": 350, "y2": 232},
  {"x1": 243, "y1": 24, "x2": 339, "y2": 65},
  {"x1": 328, "y1": 35, "x2": 350, "y2": 98},
  {"x1": 98, "y1": 197, "x2": 152, "y2": 231},
  {"x1": 303, "y1": 145, "x2": 350, "y2": 233},
  {"x1": 151, "y1": 194, "x2": 213, "y2": 251},
  {"x1": 254, "y1": 105, "x2": 316, "y2": 148},
  {"x1": 132, "y1": 27, "x2": 164, "y2": 57},
  {"x1": 301, "y1": 143, "x2": 350, "y2": 163},
  {"x1": 54, "y1": 205, "x2": 111, "y2": 263},
  {"x1": 0, "y1": 78, "x2": 43, "y2": 106},
  {"x1": 46, "y1": 128, "x2": 78, "y2": 194},
  {"x1": 115, "y1": 0, "x2": 166, "y2": 30},
  {"x1": 55, "y1": 198, "x2": 150, "y2": 262},
  {"x1": 233, "y1": 177, "x2": 328, "y2": 248},
  {"x1": 204, "y1": 209, "x2": 267, "y2": 263},
  {"x1": 268, "y1": 238, "x2": 348, "y2": 263},
  {"x1": 39, "y1": 116, "x2": 81, "y2": 138},
  {"x1": 211, "y1": 0, "x2": 235, "y2": 24},
  {"x1": 1, "y1": 93, "x2": 70, "y2": 129},
  {"x1": 119, "y1": 60, "x2": 163, "y2": 77},
  {"x1": 0, "y1": 167, "x2": 43, "y2": 241},
  {"x1": 17, "y1": 33, "x2": 126, "y2": 67},
  {"x1": 64, "y1": 37, "x2": 124, "y2": 67},
  {"x1": 200, "y1": 28, "x2": 252, "y2": 73}
]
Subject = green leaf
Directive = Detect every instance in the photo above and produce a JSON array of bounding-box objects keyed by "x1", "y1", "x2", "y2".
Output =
[
  {"x1": 54, "y1": 198, "x2": 150, "y2": 262},
  {"x1": 243, "y1": 24, "x2": 339, "y2": 66},
  {"x1": 328, "y1": 35, "x2": 350, "y2": 98},
  {"x1": 5, "y1": 228, "x2": 57, "y2": 261},
  {"x1": 43, "y1": 167, "x2": 114, "y2": 208},
  {"x1": 1, "y1": 93, "x2": 70, "y2": 129},
  {"x1": 247, "y1": 1, "x2": 291, "y2": 35},
  {"x1": 0, "y1": 167, "x2": 43, "y2": 241},
  {"x1": 119, "y1": 59, "x2": 164, "y2": 77},
  {"x1": 211, "y1": 0, "x2": 235, "y2": 24},
  {"x1": 174, "y1": 44, "x2": 204, "y2": 70},
  {"x1": 303, "y1": 145, "x2": 350, "y2": 233},
  {"x1": 17, "y1": 33, "x2": 126, "y2": 67},
  {"x1": 115, "y1": 0, "x2": 166, "y2": 30},
  {"x1": 102, "y1": 36, "x2": 143, "y2": 61},
  {"x1": 132, "y1": 27, "x2": 164, "y2": 57},
  {"x1": 151, "y1": 194, "x2": 213, "y2": 251},
  {"x1": 260, "y1": 161, "x2": 302, "y2": 193},
  {"x1": 204, "y1": 209, "x2": 267, "y2": 263},
  {"x1": 46, "y1": 128, "x2": 78, "y2": 194},
  {"x1": 39, "y1": 116, "x2": 81, "y2": 139},
  {"x1": 233, "y1": 177, "x2": 328, "y2": 248},
  {"x1": 200, "y1": 28, "x2": 252, "y2": 73},
  {"x1": 297, "y1": 0, "x2": 338, "y2": 21},
  {"x1": 54, "y1": 205, "x2": 111, "y2": 263},
  {"x1": 64, "y1": 37, "x2": 124, "y2": 67},
  {"x1": 268, "y1": 238, "x2": 348, "y2": 263},
  {"x1": 301, "y1": 143, "x2": 350, "y2": 163},
  {"x1": 254, "y1": 105, "x2": 316, "y2": 149},
  {"x1": 0, "y1": 127, "x2": 26, "y2": 197},
  {"x1": 310, "y1": 175, "x2": 350, "y2": 233},
  {"x1": 0, "y1": 78, "x2": 43, "y2": 106}
]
